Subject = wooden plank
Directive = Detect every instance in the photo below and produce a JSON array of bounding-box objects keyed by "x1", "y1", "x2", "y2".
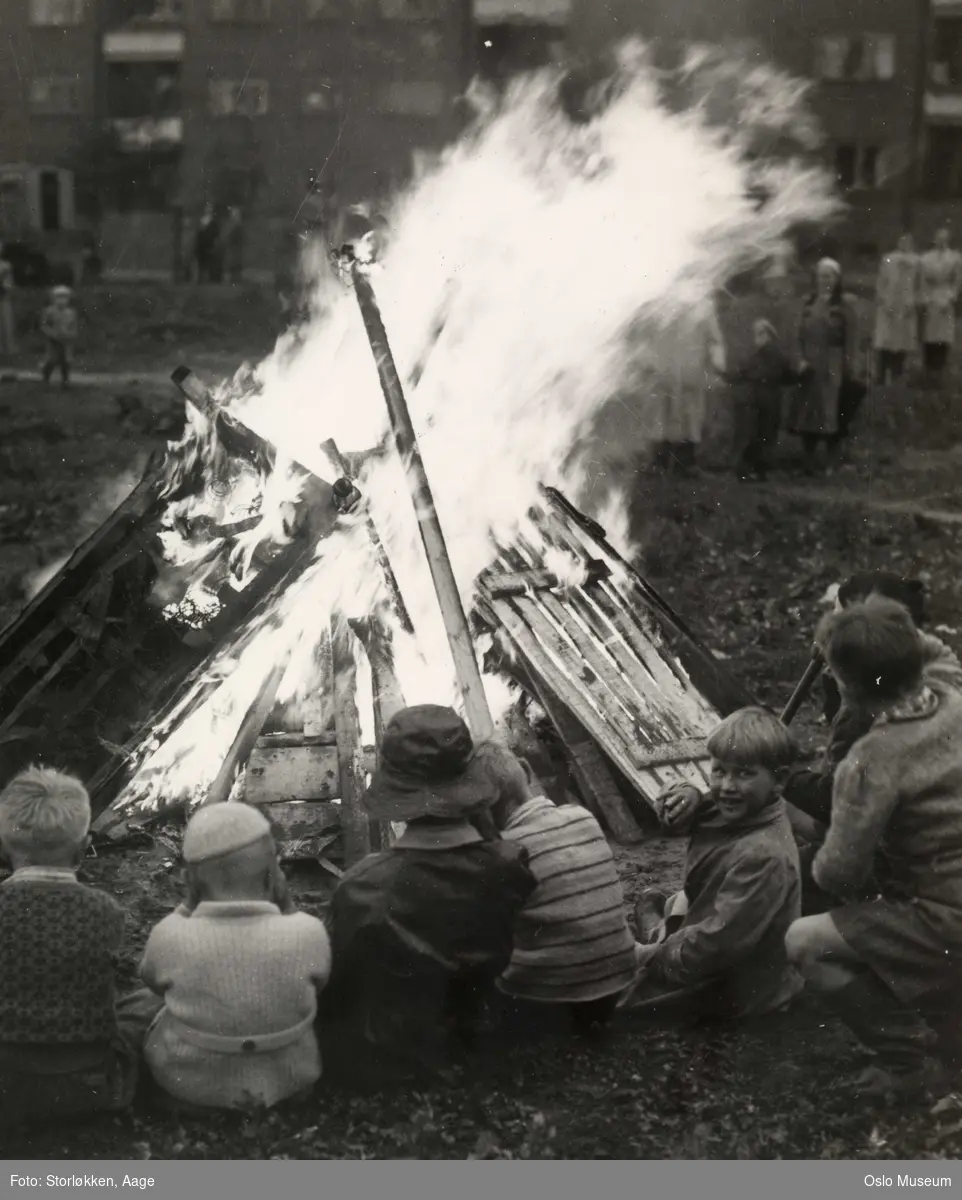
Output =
[
  {"x1": 513, "y1": 596, "x2": 655, "y2": 769},
  {"x1": 245, "y1": 743, "x2": 341, "y2": 803},
  {"x1": 332, "y1": 619, "x2": 371, "y2": 866},
  {"x1": 207, "y1": 660, "x2": 289, "y2": 806},
  {"x1": 480, "y1": 598, "x2": 649, "y2": 803},
  {"x1": 534, "y1": 688, "x2": 643, "y2": 843},
  {"x1": 256, "y1": 801, "x2": 342, "y2": 839},
  {"x1": 255, "y1": 732, "x2": 338, "y2": 749},
  {"x1": 633, "y1": 737, "x2": 710, "y2": 769}
]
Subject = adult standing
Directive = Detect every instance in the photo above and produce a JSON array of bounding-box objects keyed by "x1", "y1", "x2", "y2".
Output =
[
  {"x1": 919, "y1": 228, "x2": 962, "y2": 387},
  {"x1": 193, "y1": 205, "x2": 215, "y2": 283},
  {"x1": 0, "y1": 245, "x2": 16, "y2": 360},
  {"x1": 222, "y1": 207, "x2": 244, "y2": 283},
  {"x1": 873, "y1": 233, "x2": 920, "y2": 385},
  {"x1": 787, "y1": 258, "x2": 863, "y2": 475},
  {"x1": 648, "y1": 297, "x2": 728, "y2": 475}
]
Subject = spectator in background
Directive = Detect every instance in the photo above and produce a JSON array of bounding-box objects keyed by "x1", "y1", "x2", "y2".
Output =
[
  {"x1": 723, "y1": 318, "x2": 796, "y2": 482},
  {"x1": 647, "y1": 297, "x2": 728, "y2": 476},
  {"x1": 786, "y1": 258, "x2": 865, "y2": 475},
  {"x1": 40, "y1": 286, "x2": 78, "y2": 390},
  {"x1": 873, "y1": 233, "x2": 920, "y2": 386},
  {"x1": 920, "y1": 228, "x2": 962, "y2": 388},
  {"x1": 0, "y1": 245, "x2": 16, "y2": 361},
  {"x1": 222, "y1": 208, "x2": 244, "y2": 284},
  {"x1": 194, "y1": 206, "x2": 217, "y2": 284}
]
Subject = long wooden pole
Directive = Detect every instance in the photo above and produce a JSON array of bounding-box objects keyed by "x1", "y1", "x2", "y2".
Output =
[
  {"x1": 350, "y1": 262, "x2": 494, "y2": 739},
  {"x1": 780, "y1": 651, "x2": 824, "y2": 727}
]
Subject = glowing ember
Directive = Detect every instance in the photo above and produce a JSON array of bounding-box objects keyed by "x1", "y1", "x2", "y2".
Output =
[{"x1": 113, "y1": 41, "x2": 838, "y2": 816}]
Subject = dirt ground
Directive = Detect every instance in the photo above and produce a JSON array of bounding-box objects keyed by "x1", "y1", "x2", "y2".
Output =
[{"x1": 3, "y1": 286, "x2": 962, "y2": 1159}]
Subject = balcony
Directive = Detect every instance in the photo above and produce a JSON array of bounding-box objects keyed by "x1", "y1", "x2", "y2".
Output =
[
  {"x1": 103, "y1": 29, "x2": 184, "y2": 62},
  {"x1": 474, "y1": 0, "x2": 569, "y2": 23},
  {"x1": 110, "y1": 116, "x2": 183, "y2": 151}
]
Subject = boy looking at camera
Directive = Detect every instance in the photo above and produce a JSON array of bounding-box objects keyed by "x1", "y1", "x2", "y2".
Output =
[{"x1": 622, "y1": 707, "x2": 802, "y2": 1018}]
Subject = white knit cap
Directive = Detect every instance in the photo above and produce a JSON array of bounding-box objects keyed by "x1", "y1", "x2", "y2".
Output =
[{"x1": 182, "y1": 802, "x2": 272, "y2": 864}]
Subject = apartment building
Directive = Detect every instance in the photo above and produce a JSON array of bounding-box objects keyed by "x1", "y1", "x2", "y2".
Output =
[
  {"x1": 568, "y1": 0, "x2": 929, "y2": 257},
  {"x1": 0, "y1": 0, "x2": 472, "y2": 269}
]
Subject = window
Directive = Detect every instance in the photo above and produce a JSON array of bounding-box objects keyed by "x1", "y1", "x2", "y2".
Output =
[
  {"x1": 834, "y1": 143, "x2": 882, "y2": 189},
  {"x1": 924, "y1": 126, "x2": 962, "y2": 199},
  {"x1": 29, "y1": 76, "x2": 81, "y2": 114},
  {"x1": 375, "y1": 81, "x2": 445, "y2": 116},
  {"x1": 209, "y1": 79, "x2": 269, "y2": 116},
  {"x1": 29, "y1": 0, "x2": 84, "y2": 24},
  {"x1": 815, "y1": 34, "x2": 895, "y2": 81},
  {"x1": 209, "y1": 0, "x2": 270, "y2": 21},
  {"x1": 931, "y1": 19, "x2": 962, "y2": 86},
  {"x1": 301, "y1": 78, "x2": 340, "y2": 113},
  {"x1": 378, "y1": 0, "x2": 440, "y2": 19}
]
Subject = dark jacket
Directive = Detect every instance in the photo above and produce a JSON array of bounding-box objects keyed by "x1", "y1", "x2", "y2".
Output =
[{"x1": 320, "y1": 821, "x2": 535, "y2": 1080}]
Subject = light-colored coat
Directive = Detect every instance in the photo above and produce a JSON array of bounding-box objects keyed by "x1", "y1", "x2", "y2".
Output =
[
  {"x1": 141, "y1": 900, "x2": 331, "y2": 1110},
  {"x1": 920, "y1": 248, "x2": 962, "y2": 346},
  {"x1": 873, "y1": 250, "x2": 920, "y2": 353}
]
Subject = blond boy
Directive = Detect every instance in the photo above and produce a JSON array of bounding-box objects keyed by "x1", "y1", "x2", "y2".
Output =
[{"x1": 0, "y1": 767, "x2": 150, "y2": 1125}]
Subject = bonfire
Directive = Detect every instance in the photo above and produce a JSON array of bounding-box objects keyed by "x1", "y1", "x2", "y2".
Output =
[{"x1": 0, "y1": 42, "x2": 839, "y2": 869}]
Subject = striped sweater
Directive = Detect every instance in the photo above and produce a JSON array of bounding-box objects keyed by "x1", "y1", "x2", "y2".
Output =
[{"x1": 499, "y1": 797, "x2": 637, "y2": 1003}]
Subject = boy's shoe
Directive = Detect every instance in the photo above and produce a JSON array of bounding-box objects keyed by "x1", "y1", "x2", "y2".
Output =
[{"x1": 634, "y1": 888, "x2": 668, "y2": 943}]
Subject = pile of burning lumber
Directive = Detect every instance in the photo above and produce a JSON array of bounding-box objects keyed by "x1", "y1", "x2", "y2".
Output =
[{"x1": 0, "y1": 253, "x2": 752, "y2": 871}]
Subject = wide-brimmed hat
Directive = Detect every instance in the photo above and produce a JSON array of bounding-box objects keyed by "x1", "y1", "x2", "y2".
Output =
[{"x1": 363, "y1": 705, "x2": 500, "y2": 822}]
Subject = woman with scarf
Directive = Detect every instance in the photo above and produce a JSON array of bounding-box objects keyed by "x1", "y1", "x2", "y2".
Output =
[{"x1": 787, "y1": 258, "x2": 865, "y2": 475}]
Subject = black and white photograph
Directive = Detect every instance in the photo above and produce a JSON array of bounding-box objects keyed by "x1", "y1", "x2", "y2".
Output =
[{"x1": 0, "y1": 0, "x2": 960, "y2": 1177}]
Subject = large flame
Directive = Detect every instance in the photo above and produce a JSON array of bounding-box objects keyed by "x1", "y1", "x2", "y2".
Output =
[{"x1": 113, "y1": 42, "x2": 838, "y2": 817}]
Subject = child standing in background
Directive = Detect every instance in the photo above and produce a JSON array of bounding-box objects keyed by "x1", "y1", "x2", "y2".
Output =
[
  {"x1": 41, "y1": 285, "x2": 78, "y2": 389},
  {"x1": 726, "y1": 319, "x2": 796, "y2": 481}
]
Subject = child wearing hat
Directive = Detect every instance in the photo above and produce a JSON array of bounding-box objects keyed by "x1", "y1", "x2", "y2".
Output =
[
  {"x1": 40, "y1": 285, "x2": 78, "y2": 389},
  {"x1": 140, "y1": 802, "x2": 331, "y2": 1111},
  {"x1": 786, "y1": 598, "x2": 962, "y2": 1100},
  {"x1": 319, "y1": 705, "x2": 537, "y2": 1088},
  {"x1": 783, "y1": 573, "x2": 962, "y2": 916},
  {"x1": 0, "y1": 767, "x2": 158, "y2": 1127}
]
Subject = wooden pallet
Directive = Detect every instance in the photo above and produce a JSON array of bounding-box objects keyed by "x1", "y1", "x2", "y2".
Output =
[{"x1": 475, "y1": 489, "x2": 754, "y2": 840}]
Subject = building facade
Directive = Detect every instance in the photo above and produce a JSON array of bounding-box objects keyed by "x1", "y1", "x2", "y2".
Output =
[
  {"x1": 0, "y1": 0, "x2": 472, "y2": 271},
  {"x1": 568, "y1": 0, "x2": 931, "y2": 259}
]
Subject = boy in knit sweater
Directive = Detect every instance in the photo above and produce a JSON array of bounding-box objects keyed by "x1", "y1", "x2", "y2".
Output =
[
  {"x1": 478, "y1": 743, "x2": 638, "y2": 1037},
  {"x1": 787, "y1": 598, "x2": 962, "y2": 1102},
  {"x1": 140, "y1": 802, "x2": 331, "y2": 1111},
  {"x1": 0, "y1": 767, "x2": 153, "y2": 1126},
  {"x1": 622, "y1": 708, "x2": 803, "y2": 1019}
]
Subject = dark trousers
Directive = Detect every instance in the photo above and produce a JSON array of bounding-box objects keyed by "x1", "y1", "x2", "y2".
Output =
[
  {"x1": 42, "y1": 340, "x2": 70, "y2": 385},
  {"x1": 495, "y1": 991, "x2": 620, "y2": 1038},
  {"x1": 738, "y1": 395, "x2": 781, "y2": 478}
]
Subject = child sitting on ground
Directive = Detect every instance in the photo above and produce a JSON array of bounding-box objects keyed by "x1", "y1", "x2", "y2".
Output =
[
  {"x1": 140, "y1": 802, "x2": 331, "y2": 1112},
  {"x1": 0, "y1": 767, "x2": 156, "y2": 1126},
  {"x1": 40, "y1": 285, "x2": 78, "y2": 389},
  {"x1": 786, "y1": 598, "x2": 962, "y2": 1101},
  {"x1": 478, "y1": 742, "x2": 638, "y2": 1038},
  {"x1": 319, "y1": 706, "x2": 536, "y2": 1088},
  {"x1": 622, "y1": 707, "x2": 802, "y2": 1019}
]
